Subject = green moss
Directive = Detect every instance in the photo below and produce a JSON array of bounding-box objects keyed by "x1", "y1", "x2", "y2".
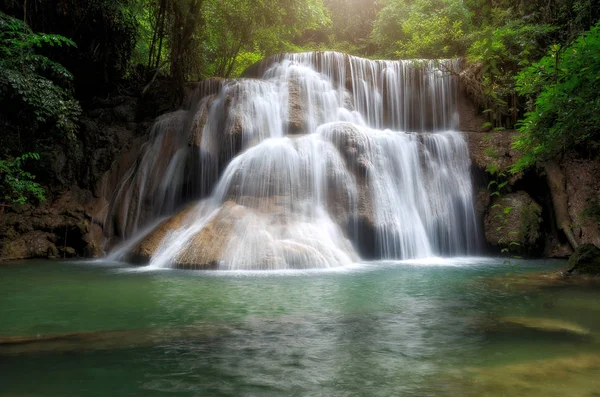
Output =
[{"x1": 567, "y1": 244, "x2": 600, "y2": 275}]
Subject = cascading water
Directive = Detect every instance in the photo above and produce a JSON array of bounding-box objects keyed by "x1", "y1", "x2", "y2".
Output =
[{"x1": 105, "y1": 52, "x2": 480, "y2": 270}]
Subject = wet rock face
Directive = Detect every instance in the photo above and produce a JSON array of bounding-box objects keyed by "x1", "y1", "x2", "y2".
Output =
[
  {"x1": 567, "y1": 243, "x2": 600, "y2": 275},
  {"x1": 466, "y1": 129, "x2": 521, "y2": 183},
  {"x1": 484, "y1": 191, "x2": 542, "y2": 255},
  {"x1": 131, "y1": 201, "x2": 246, "y2": 269},
  {"x1": 0, "y1": 231, "x2": 59, "y2": 259},
  {"x1": 287, "y1": 75, "x2": 307, "y2": 134},
  {"x1": 176, "y1": 202, "x2": 247, "y2": 269},
  {"x1": 563, "y1": 157, "x2": 600, "y2": 248},
  {"x1": 0, "y1": 190, "x2": 103, "y2": 260},
  {"x1": 131, "y1": 204, "x2": 199, "y2": 264},
  {"x1": 322, "y1": 122, "x2": 377, "y2": 256}
]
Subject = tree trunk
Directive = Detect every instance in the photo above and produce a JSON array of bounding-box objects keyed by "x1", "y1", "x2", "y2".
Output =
[{"x1": 545, "y1": 161, "x2": 578, "y2": 250}]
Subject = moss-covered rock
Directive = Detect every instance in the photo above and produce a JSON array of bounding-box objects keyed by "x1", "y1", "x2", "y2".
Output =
[
  {"x1": 567, "y1": 243, "x2": 600, "y2": 275},
  {"x1": 484, "y1": 191, "x2": 543, "y2": 255}
]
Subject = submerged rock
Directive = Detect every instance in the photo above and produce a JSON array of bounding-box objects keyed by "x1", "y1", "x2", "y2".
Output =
[
  {"x1": 0, "y1": 324, "x2": 226, "y2": 355},
  {"x1": 445, "y1": 354, "x2": 600, "y2": 397},
  {"x1": 567, "y1": 243, "x2": 600, "y2": 275},
  {"x1": 498, "y1": 316, "x2": 591, "y2": 336}
]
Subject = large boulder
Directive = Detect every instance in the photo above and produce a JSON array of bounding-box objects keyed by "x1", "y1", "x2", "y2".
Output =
[
  {"x1": 567, "y1": 243, "x2": 600, "y2": 275},
  {"x1": 130, "y1": 196, "x2": 358, "y2": 269},
  {"x1": 131, "y1": 201, "x2": 247, "y2": 269},
  {"x1": 175, "y1": 202, "x2": 247, "y2": 269},
  {"x1": 131, "y1": 204, "x2": 201, "y2": 263},
  {"x1": 484, "y1": 191, "x2": 542, "y2": 254}
]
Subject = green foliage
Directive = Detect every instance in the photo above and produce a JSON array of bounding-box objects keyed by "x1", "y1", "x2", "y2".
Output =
[
  {"x1": 513, "y1": 22, "x2": 600, "y2": 171},
  {"x1": 371, "y1": 0, "x2": 471, "y2": 58},
  {"x1": 311, "y1": 0, "x2": 380, "y2": 54},
  {"x1": 467, "y1": 18, "x2": 555, "y2": 128},
  {"x1": 229, "y1": 51, "x2": 265, "y2": 78},
  {"x1": 0, "y1": 12, "x2": 81, "y2": 142},
  {"x1": 0, "y1": 153, "x2": 45, "y2": 205},
  {"x1": 4, "y1": 0, "x2": 139, "y2": 92},
  {"x1": 136, "y1": 0, "x2": 331, "y2": 83},
  {"x1": 200, "y1": 0, "x2": 331, "y2": 78}
]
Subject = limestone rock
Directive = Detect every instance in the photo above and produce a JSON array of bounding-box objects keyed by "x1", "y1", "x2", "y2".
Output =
[
  {"x1": 499, "y1": 316, "x2": 590, "y2": 336},
  {"x1": 563, "y1": 157, "x2": 600, "y2": 247},
  {"x1": 132, "y1": 204, "x2": 199, "y2": 263},
  {"x1": 448, "y1": 354, "x2": 600, "y2": 397},
  {"x1": 287, "y1": 76, "x2": 307, "y2": 134},
  {"x1": 176, "y1": 202, "x2": 248, "y2": 269},
  {"x1": 132, "y1": 201, "x2": 248, "y2": 269},
  {"x1": 484, "y1": 191, "x2": 542, "y2": 254},
  {"x1": 63, "y1": 247, "x2": 77, "y2": 257},
  {"x1": 322, "y1": 123, "x2": 378, "y2": 257},
  {"x1": 467, "y1": 129, "x2": 522, "y2": 185},
  {"x1": 188, "y1": 95, "x2": 215, "y2": 149},
  {"x1": 0, "y1": 231, "x2": 59, "y2": 260}
]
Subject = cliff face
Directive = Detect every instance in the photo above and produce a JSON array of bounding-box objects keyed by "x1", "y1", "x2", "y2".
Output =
[{"x1": 459, "y1": 90, "x2": 600, "y2": 257}]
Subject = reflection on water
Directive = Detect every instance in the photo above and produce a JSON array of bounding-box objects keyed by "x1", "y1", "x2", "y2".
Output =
[{"x1": 0, "y1": 258, "x2": 599, "y2": 396}]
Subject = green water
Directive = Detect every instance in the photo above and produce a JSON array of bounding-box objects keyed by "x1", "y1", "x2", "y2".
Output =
[{"x1": 1, "y1": 258, "x2": 600, "y2": 396}]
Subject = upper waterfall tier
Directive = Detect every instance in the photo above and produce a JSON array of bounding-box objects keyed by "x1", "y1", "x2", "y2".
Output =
[
  {"x1": 245, "y1": 52, "x2": 459, "y2": 132},
  {"x1": 105, "y1": 52, "x2": 479, "y2": 270}
]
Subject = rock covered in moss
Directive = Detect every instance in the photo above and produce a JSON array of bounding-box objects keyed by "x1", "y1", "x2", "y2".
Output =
[
  {"x1": 567, "y1": 243, "x2": 600, "y2": 275},
  {"x1": 484, "y1": 191, "x2": 543, "y2": 255}
]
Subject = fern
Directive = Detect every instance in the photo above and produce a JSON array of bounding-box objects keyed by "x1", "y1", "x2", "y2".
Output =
[{"x1": 0, "y1": 153, "x2": 45, "y2": 205}]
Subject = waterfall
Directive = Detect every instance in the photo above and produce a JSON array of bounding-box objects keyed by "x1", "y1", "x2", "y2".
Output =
[{"x1": 105, "y1": 52, "x2": 480, "y2": 269}]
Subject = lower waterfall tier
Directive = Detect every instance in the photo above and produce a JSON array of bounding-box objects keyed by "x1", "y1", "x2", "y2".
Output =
[{"x1": 123, "y1": 123, "x2": 479, "y2": 270}]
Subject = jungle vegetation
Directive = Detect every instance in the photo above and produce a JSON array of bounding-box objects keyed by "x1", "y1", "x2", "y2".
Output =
[{"x1": 1, "y1": 0, "x2": 599, "y2": 203}]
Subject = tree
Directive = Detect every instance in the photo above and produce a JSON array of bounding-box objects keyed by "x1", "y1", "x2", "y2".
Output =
[
  {"x1": 4, "y1": 0, "x2": 139, "y2": 94},
  {"x1": 513, "y1": 22, "x2": 600, "y2": 171},
  {"x1": 371, "y1": 0, "x2": 471, "y2": 58},
  {"x1": 201, "y1": 0, "x2": 330, "y2": 78},
  {"x1": 0, "y1": 11, "x2": 80, "y2": 154}
]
